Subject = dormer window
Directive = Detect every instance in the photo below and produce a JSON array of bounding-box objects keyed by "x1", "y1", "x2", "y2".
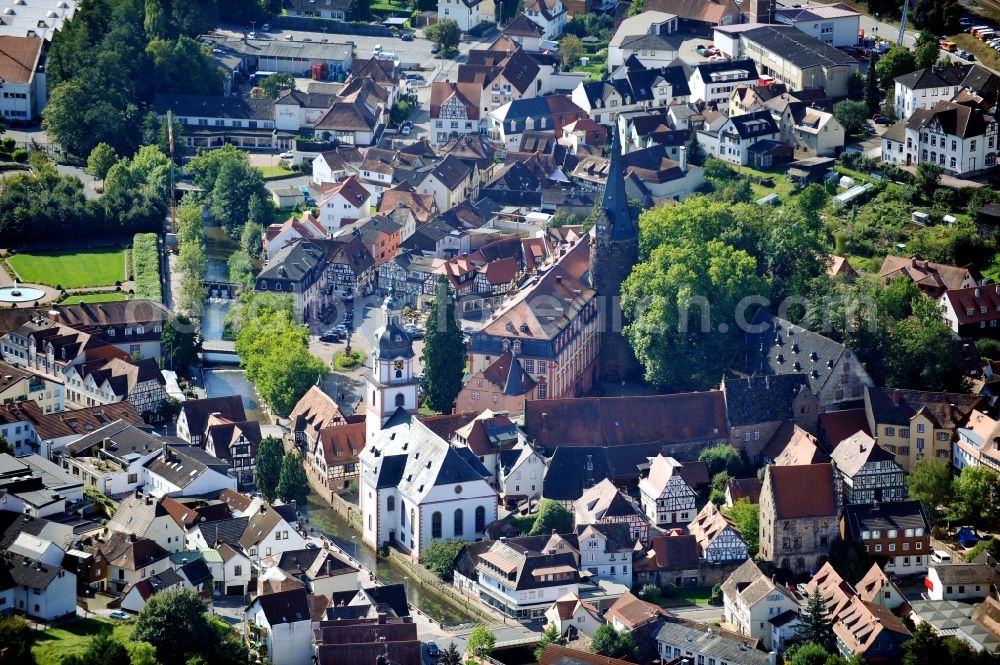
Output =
[{"x1": 125, "y1": 327, "x2": 132, "y2": 335}]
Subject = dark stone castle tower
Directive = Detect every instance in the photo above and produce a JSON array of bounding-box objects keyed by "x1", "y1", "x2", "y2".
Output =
[{"x1": 590, "y1": 129, "x2": 642, "y2": 383}]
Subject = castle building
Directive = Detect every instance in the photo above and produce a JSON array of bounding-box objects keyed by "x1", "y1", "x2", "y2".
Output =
[{"x1": 589, "y1": 129, "x2": 642, "y2": 383}]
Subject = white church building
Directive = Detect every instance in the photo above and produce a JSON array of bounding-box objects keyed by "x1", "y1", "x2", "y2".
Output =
[{"x1": 359, "y1": 307, "x2": 498, "y2": 558}]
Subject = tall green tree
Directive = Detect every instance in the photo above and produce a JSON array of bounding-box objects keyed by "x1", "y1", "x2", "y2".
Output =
[
  {"x1": 241, "y1": 221, "x2": 264, "y2": 260},
  {"x1": 131, "y1": 589, "x2": 247, "y2": 665},
  {"x1": 559, "y1": 34, "x2": 585, "y2": 69},
  {"x1": 954, "y1": 466, "x2": 1000, "y2": 527},
  {"x1": 277, "y1": 451, "x2": 310, "y2": 506},
  {"x1": 0, "y1": 615, "x2": 36, "y2": 665},
  {"x1": 875, "y1": 47, "x2": 917, "y2": 89},
  {"x1": 622, "y1": 238, "x2": 768, "y2": 391},
  {"x1": 724, "y1": 498, "x2": 759, "y2": 556},
  {"x1": 87, "y1": 142, "x2": 118, "y2": 180},
  {"x1": 425, "y1": 19, "x2": 461, "y2": 52},
  {"x1": 439, "y1": 642, "x2": 463, "y2": 665},
  {"x1": 419, "y1": 539, "x2": 465, "y2": 580},
  {"x1": 211, "y1": 159, "x2": 267, "y2": 237},
  {"x1": 903, "y1": 622, "x2": 951, "y2": 665},
  {"x1": 529, "y1": 499, "x2": 574, "y2": 536},
  {"x1": 590, "y1": 624, "x2": 637, "y2": 660},
  {"x1": 908, "y1": 459, "x2": 954, "y2": 522},
  {"x1": 257, "y1": 72, "x2": 295, "y2": 99},
  {"x1": 255, "y1": 436, "x2": 284, "y2": 503},
  {"x1": 228, "y1": 250, "x2": 257, "y2": 290},
  {"x1": 788, "y1": 643, "x2": 837, "y2": 665},
  {"x1": 467, "y1": 625, "x2": 496, "y2": 659},
  {"x1": 795, "y1": 588, "x2": 836, "y2": 653},
  {"x1": 534, "y1": 624, "x2": 564, "y2": 660},
  {"x1": 884, "y1": 297, "x2": 960, "y2": 391},
  {"x1": 421, "y1": 277, "x2": 465, "y2": 413},
  {"x1": 161, "y1": 315, "x2": 202, "y2": 376},
  {"x1": 911, "y1": 0, "x2": 961, "y2": 34},
  {"x1": 864, "y1": 52, "x2": 881, "y2": 116},
  {"x1": 62, "y1": 630, "x2": 131, "y2": 665},
  {"x1": 913, "y1": 31, "x2": 940, "y2": 70},
  {"x1": 699, "y1": 444, "x2": 744, "y2": 477},
  {"x1": 834, "y1": 100, "x2": 869, "y2": 136}
]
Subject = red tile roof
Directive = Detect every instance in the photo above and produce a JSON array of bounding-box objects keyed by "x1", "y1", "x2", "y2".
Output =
[
  {"x1": 945, "y1": 284, "x2": 1000, "y2": 326},
  {"x1": 765, "y1": 463, "x2": 836, "y2": 520},
  {"x1": 524, "y1": 391, "x2": 727, "y2": 449}
]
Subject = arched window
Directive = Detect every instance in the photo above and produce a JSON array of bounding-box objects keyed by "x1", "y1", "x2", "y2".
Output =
[
  {"x1": 432, "y1": 511, "x2": 442, "y2": 538},
  {"x1": 475, "y1": 506, "x2": 486, "y2": 532},
  {"x1": 395, "y1": 368, "x2": 403, "y2": 379},
  {"x1": 395, "y1": 393, "x2": 406, "y2": 408},
  {"x1": 409, "y1": 508, "x2": 415, "y2": 535},
  {"x1": 453, "y1": 508, "x2": 464, "y2": 537},
  {"x1": 387, "y1": 496, "x2": 395, "y2": 512}
]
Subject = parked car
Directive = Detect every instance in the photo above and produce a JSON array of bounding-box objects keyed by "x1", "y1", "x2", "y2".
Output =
[
  {"x1": 401, "y1": 32, "x2": 414, "y2": 41},
  {"x1": 430, "y1": 44, "x2": 441, "y2": 54},
  {"x1": 425, "y1": 642, "x2": 440, "y2": 658},
  {"x1": 279, "y1": 151, "x2": 293, "y2": 159},
  {"x1": 872, "y1": 114, "x2": 893, "y2": 125},
  {"x1": 109, "y1": 611, "x2": 129, "y2": 620},
  {"x1": 400, "y1": 121, "x2": 413, "y2": 136},
  {"x1": 320, "y1": 330, "x2": 344, "y2": 343},
  {"x1": 248, "y1": 31, "x2": 257, "y2": 38}
]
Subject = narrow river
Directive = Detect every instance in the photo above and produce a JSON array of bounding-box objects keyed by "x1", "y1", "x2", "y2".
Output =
[{"x1": 301, "y1": 489, "x2": 477, "y2": 625}]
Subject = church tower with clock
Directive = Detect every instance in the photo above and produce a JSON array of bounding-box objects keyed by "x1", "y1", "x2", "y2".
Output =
[{"x1": 365, "y1": 301, "x2": 420, "y2": 442}]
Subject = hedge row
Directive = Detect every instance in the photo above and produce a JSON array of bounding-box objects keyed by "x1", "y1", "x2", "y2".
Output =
[{"x1": 131, "y1": 233, "x2": 162, "y2": 302}]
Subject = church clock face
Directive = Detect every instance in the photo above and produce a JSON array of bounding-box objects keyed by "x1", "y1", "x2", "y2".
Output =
[{"x1": 394, "y1": 360, "x2": 405, "y2": 372}]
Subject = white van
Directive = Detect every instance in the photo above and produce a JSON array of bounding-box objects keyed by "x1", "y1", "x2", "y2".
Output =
[{"x1": 931, "y1": 550, "x2": 952, "y2": 564}]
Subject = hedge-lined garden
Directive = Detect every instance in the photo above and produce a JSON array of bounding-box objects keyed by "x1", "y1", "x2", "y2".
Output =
[{"x1": 131, "y1": 233, "x2": 162, "y2": 302}]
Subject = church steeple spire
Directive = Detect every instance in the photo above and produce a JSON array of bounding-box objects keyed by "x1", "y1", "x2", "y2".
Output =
[{"x1": 596, "y1": 128, "x2": 636, "y2": 242}]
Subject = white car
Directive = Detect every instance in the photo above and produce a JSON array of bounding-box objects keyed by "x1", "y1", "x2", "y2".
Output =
[{"x1": 279, "y1": 151, "x2": 294, "y2": 159}]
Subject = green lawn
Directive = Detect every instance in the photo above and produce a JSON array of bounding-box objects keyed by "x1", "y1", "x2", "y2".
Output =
[
  {"x1": 60, "y1": 292, "x2": 130, "y2": 305},
  {"x1": 728, "y1": 163, "x2": 796, "y2": 199},
  {"x1": 7, "y1": 248, "x2": 126, "y2": 289},
  {"x1": 257, "y1": 165, "x2": 297, "y2": 180},
  {"x1": 32, "y1": 617, "x2": 134, "y2": 665},
  {"x1": 654, "y1": 586, "x2": 716, "y2": 608}
]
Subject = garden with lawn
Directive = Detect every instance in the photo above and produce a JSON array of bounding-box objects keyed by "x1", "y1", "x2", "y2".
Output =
[
  {"x1": 32, "y1": 617, "x2": 134, "y2": 665},
  {"x1": 257, "y1": 165, "x2": 297, "y2": 180},
  {"x1": 59, "y1": 292, "x2": 130, "y2": 305},
  {"x1": 6, "y1": 248, "x2": 126, "y2": 289}
]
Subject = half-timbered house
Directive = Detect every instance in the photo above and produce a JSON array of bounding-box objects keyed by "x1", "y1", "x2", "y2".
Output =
[
  {"x1": 830, "y1": 432, "x2": 907, "y2": 505},
  {"x1": 318, "y1": 233, "x2": 377, "y2": 300},
  {"x1": 687, "y1": 501, "x2": 749, "y2": 564},
  {"x1": 638, "y1": 454, "x2": 698, "y2": 527},
  {"x1": 310, "y1": 421, "x2": 365, "y2": 494},
  {"x1": 203, "y1": 414, "x2": 261, "y2": 486}
]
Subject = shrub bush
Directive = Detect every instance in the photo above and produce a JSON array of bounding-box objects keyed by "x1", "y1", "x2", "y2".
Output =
[
  {"x1": 10, "y1": 149, "x2": 28, "y2": 163},
  {"x1": 131, "y1": 233, "x2": 162, "y2": 302}
]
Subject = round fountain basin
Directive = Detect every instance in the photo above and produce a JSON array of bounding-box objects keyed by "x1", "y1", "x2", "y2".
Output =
[{"x1": 0, "y1": 286, "x2": 46, "y2": 303}]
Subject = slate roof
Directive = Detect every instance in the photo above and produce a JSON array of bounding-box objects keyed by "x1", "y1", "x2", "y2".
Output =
[
  {"x1": 252, "y1": 587, "x2": 311, "y2": 625},
  {"x1": 724, "y1": 374, "x2": 812, "y2": 426},
  {"x1": 543, "y1": 447, "x2": 614, "y2": 502},
  {"x1": 842, "y1": 501, "x2": 928, "y2": 540},
  {"x1": 654, "y1": 618, "x2": 770, "y2": 665},
  {"x1": 932, "y1": 563, "x2": 1000, "y2": 586},
  {"x1": 178, "y1": 558, "x2": 212, "y2": 586},
  {"x1": 257, "y1": 239, "x2": 326, "y2": 285},
  {"x1": 574, "y1": 479, "x2": 644, "y2": 524},
  {"x1": 424, "y1": 154, "x2": 474, "y2": 190},
  {"x1": 180, "y1": 396, "x2": 246, "y2": 440},
  {"x1": 906, "y1": 100, "x2": 994, "y2": 139},
  {"x1": 104, "y1": 493, "x2": 170, "y2": 537},
  {"x1": 154, "y1": 94, "x2": 274, "y2": 121},
  {"x1": 830, "y1": 432, "x2": 897, "y2": 477},
  {"x1": 7, "y1": 554, "x2": 66, "y2": 590},
  {"x1": 728, "y1": 110, "x2": 780, "y2": 140},
  {"x1": 742, "y1": 25, "x2": 858, "y2": 69},
  {"x1": 197, "y1": 517, "x2": 250, "y2": 547},
  {"x1": 894, "y1": 64, "x2": 972, "y2": 90},
  {"x1": 144, "y1": 445, "x2": 230, "y2": 489},
  {"x1": 359, "y1": 411, "x2": 491, "y2": 501},
  {"x1": 764, "y1": 463, "x2": 836, "y2": 520},
  {"x1": 692, "y1": 58, "x2": 759, "y2": 86},
  {"x1": 738, "y1": 310, "x2": 866, "y2": 399}
]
